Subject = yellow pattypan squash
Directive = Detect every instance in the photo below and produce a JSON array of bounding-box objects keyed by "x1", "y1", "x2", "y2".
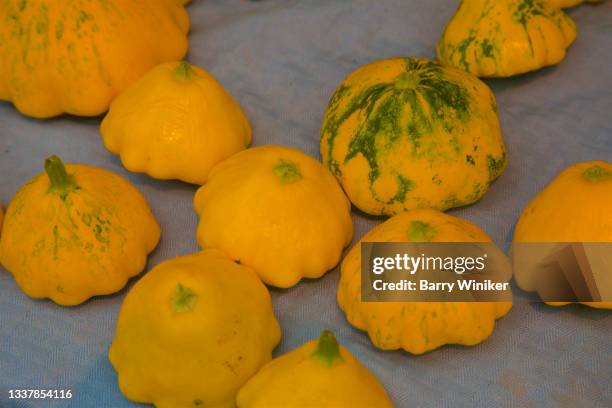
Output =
[
  {"x1": 237, "y1": 330, "x2": 394, "y2": 408},
  {"x1": 109, "y1": 249, "x2": 281, "y2": 408},
  {"x1": 0, "y1": 0, "x2": 189, "y2": 118},
  {"x1": 513, "y1": 161, "x2": 612, "y2": 310},
  {"x1": 321, "y1": 57, "x2": 506, "y2": 216},
  {"x1": 437, "y1": 0, "x2": 577, "y2": 77},
  {"x1": 0, "y1": 156, "x2": 160, "y2": 306},
  {"x1": 100, "y1": 61, "x2": 251, "y2": 185},
  {"x1": 194, "y1": 145, "x2": 353, "y2": 288},
  {"x1": 338, "y1": 209, "x2": 512, "y2": 355}
]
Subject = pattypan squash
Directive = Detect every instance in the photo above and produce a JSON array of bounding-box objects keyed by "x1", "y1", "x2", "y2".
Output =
[
  {"x1": 109, "y1": 249, "x2": 281, "y2": 408},
  {"x1": 437, "y1": 0, "x2": 577, "y2": 77},
  {"x1": 237, "y1": 330, "x2": 394, "y2": 408},
  {"x1": 194, "y1": 145, "x2": 353, "y2": 288},
  {"x1": 513, "y1": 161, "x2": 612, "y2": 309},
  {"x1": 321, "y1": 57, "x2": 506, "y2": 216},
  {"x1": 0, "y1": 0, "x2": 189, "y2": 118},
  {"x1": 338, "y1": 209, "x2": 512, "y2": 355},
  {"x1": 100, "y1": 61, "x2": 251, "y2": 184},
  {"x1": 0, "y1": 156, "x2": 160, "y2": 306}
]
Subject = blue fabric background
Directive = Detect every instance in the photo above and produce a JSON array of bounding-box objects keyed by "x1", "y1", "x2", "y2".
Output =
[{"x1": 0, "y1": 1, "x2": 611, "y2": 407}]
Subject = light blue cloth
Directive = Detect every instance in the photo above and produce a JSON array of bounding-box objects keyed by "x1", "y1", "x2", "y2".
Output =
[{"x1": 1, "y1": 1, "x2": 611, "y2": 407}]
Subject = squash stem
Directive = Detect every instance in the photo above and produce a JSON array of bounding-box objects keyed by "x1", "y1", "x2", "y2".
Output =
[
  {"x1": 174, "y1": 61, "x2": 194, "y2": 80},
  {"x1": 45, "y1": 155, "x2": 79, "y2": 198},
  {"x1": 311, "y1": 330, "x2": 344, "y2": 367}
]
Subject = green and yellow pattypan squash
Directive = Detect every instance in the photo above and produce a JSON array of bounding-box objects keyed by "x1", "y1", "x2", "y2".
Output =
[
  {"x1": 321, "y1": 57, "x2": 506, "y2": 216},
  {"x1": 338, "y1": 209, "x2": 512, "y2": 355},
  {"x1": 0, "y1": 156, "x2": 160, "y2": 305},
  {"x1": 0, "y1": 0, "x2": 189, "y2": 118},
  {"x1": 237, "y1": 330, "x2": 394, "y2": 408},
  {"x1": 437, "y1": 0, "x2": 577, "y2": 77}
]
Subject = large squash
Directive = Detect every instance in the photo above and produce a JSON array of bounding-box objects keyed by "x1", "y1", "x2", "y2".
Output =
[
  {"x1": 0, "y1": 0, "x2": 189, "y2": 118},
  {"x1": 0, "y1": 156, "x2": 160, "y2": 305},
  {"x1": 513, "y1": 161, "x2": 612, "y2": 309},
  {"x1": 338, "y1": 209, "x2": 512, "y2": 355},
  {"x1": 101, "y1": 61, "x2": 251, "y2": 185},
  {"x1": 321, "y1": 57, "x2": 506, "y2": 216},
  {"x1": 194, "y1": 145, "x2": 353, "y2": 288},
  {"x1": 110, "y1": 250, "x2": 281, "y2": 408},
  {"x1": 109, "y1": 250, "x2": 281, "y2": 408},
  {"x1": 437, "y1": 0, "x2": 577, "y2": 77}
]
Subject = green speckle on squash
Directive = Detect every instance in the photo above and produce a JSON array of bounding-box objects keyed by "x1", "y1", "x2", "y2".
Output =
[
  {"x1": 55, "y1": 20, "x2": 64, "y2": 40},
  {"x1": 273, "y1": 159, "x2": 302, "y2": 183},
  {"x1": 487, "y1": 152, "x2": 507, "y2": 180},
  {"x1": 387, "y1": 174, "x2": 414, "y2": 204},
  {"x1": 583, "y1": 166, "x2": 611, "y2": 182},
  {"x1": 481, "y1": 38, "x2": 495, "y2": 58},
  {"x1": 18, "y1": 0, "x2": 26, "y2": 12},
  {"x1": 466, "y1": 155, "x2": 476, "y2": 165},
  {"x1": 171, "y1": 284, "x2": 198, "y2": 313},
  {"x1": 408, "y1": 221, "x2": 436, "y2": 242},
  {"x1": 193, "y1": 399, "x2": 203, "y2": 406}
]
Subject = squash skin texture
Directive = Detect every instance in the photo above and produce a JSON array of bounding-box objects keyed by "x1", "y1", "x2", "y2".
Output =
[
  {"x1": 513, "y1": 161, "x2": 612, "y2": 310},
  {"x1": 109, "y1": 250, "x2": 281, "y2": 408},
  {"x1": 546, "y1": 0, "x2": 602, "y2": 8},
  {"x1": 0, "y1": 0, "x2": 189, "y2": 118},
  {"x1": 100, "y1": 61, "x2": 251, "y2": 185},
  {"x1": 0, "y1": 156, "x2": 160, "y2": 306},
  {"x1": 321, "y1": 57, "x2": 506, "y2": 216},
  {"x1": 194, "y1": 145, "x2": 353, "y2": 288},
  {"x1": 237, "y1": 330, "x2": 394, "y2": 408},
  {"x1": 338, "y1": 209, "x2": 512, "y2": 355},
  {"x1": 437, "y1": 0, "x2": 577, "y2": 77}
]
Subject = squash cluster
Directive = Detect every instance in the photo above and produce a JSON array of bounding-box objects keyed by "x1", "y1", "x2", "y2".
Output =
[{"x1": 0, "y1": 1, "x2": 609, "y2": 407}]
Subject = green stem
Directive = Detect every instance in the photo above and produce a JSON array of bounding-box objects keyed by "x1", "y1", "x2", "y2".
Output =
[
  {"x1": 174, "y1": 61, "x2": 195, "y2": 80},
  {"x1": 311, "y1": 330, "x2": 344, "y2": 367},
  {"x1": 45, "y1": 155, "x2": 79, "y2": 199}
]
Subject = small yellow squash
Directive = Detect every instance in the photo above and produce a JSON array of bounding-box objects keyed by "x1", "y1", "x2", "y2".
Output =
[
  {"x1": 437, "y1": 0, "x2": 577, "y2": 77},
  {"x1": 338, "y1": 209, "x2": 512, "y2": 355},
  {"x1": 513, "y1": 161, "x2": 612, "y2": 309},
  {"x1": 100, "y1": 61, "x2": 251, "y2": 184},
  {"x1": 237, "y1": 330, "x2": 394, "y2": 408},
  {"x1": 321, "y1": 57, "x2": 506, "y2": 216},
  {"x1": 109, "y1": 250, "x2": 281, "y2": 408},
  {"x1": 0, "y1": 0, "x2": 189, "y2": 118},
  {"x1": 194, "y1": 145, "x2": 353, "y2": 288},
  {"x1": 0, "y1": 156, "x2": 160, "y2": 305}
]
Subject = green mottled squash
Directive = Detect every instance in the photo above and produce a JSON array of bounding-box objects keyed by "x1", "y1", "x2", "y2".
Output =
[
  {"x1": 321, "y1": 57, "x2": 506, "y2": 216},
  {"x1": 0, "y1": 0, "x2": 189, "y2": 118},
  {"x1": 437, "y1": 0, "x2": 577, "y2": 77}
]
